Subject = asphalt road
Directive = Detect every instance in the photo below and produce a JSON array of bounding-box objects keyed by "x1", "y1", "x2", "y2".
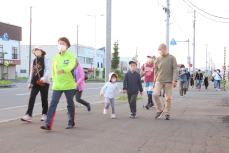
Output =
[
  {"x1": 0, "y1": 83, "x2": 229, "y2": 153},
  {"x1": 0, "y1": 82, "x2": 120, "y2": 123}
]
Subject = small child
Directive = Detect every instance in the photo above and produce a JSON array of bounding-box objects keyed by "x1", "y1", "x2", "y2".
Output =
[
  {"x1": 123, "y1": 60, "x2": 143, "y2": 119},
  {"x1": 100, "y1": 72, "x2": 119, "y2": 119}
]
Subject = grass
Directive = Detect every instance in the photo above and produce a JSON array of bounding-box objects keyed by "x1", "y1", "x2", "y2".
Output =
[
  {"x1": 0, "y1": 80, "x2": 14, "y2": 85},
  {"x1": 16, "y1": 77, "x2": 28, "y2": 81}
]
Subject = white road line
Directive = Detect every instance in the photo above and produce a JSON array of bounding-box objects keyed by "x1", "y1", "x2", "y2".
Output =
[
  {"x1": 0, "y1": 104, "x2": 36, "y2": 111},
  {"x1": 0, "y1": 94, "x2": 101, "y2": 112},
  {"x1": 16, "y1": 93, "x2": 30, "y2": 96},
  {"x1": 0, "y1": 100, "x2": 104, "y2": 124}
]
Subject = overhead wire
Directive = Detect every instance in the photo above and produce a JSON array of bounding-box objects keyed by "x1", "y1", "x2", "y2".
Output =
[{"x1": 182, "y1": 0, "x2": 229, "y2": 23}]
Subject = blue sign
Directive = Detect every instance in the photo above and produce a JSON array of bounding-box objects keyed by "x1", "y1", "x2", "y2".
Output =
[
  {"x1": 170, "y1": 38, "x2": 177, "y2": 45},
  {"x1": 2, "y1": 33, "x2": 9, "y2": 41}
]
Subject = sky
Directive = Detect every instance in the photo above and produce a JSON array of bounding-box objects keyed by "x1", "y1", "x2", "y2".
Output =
[{"x1": 1, "y1": 0, "x2": 229, "y2": 69}]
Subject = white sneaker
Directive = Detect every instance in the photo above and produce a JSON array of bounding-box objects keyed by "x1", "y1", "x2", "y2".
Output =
[
  {"x1": 111, "y1": 114, "x2": 116, "y2": 119},
  {"x1": 41, "y1": 114, "x2": 47, "y2": 121},
  {"x1": 21, "y1": 115, "x2": 32, "y2": 122},
  {"x1": 103, "y1": 109, "x2": 108, "y2": 115}
]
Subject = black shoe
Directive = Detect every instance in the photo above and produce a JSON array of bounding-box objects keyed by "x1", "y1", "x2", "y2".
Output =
[
  {"x1": 165, "y1": 114, "x2": 170, "y2": 120},
  {"x1": 155, "y1": 111, "x2": 163, "y2": 119},
  {"x1": 145, "y1": 105, "x2": 149, "y2": 110},
  {"x1": 66, "y1": 123, "x2": 75, "y2": 129},
  {"x1": 40, "y1": 125, "x2": 51, "y2": 130},
  {"x1": 87, "y1": 104, "x2": 91, "y2": 112}
]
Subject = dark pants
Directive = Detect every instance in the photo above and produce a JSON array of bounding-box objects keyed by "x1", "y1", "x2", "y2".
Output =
[
  {"x1": 26, "y1": 84, "x2": 49, "y2": 116},
  {"x1": 147, "y1": 94, "x2": 154, "y2": 107},
  {"x1": 45, "y1": 89, "x2": 75, "y2": 128},
  {"x1": 128, "y1": 93, "x2": 138, "y2": 116},
  {"x1": 75, "y1": 90, "x2": 90, "y2": 108}
]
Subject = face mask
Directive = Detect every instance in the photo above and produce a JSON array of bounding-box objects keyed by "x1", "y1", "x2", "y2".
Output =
[
  {"x1": 58, "y1": 45, "x2": 66, "y2": 52},
  {"x1": 111, "y1": 78, "x2": 116, "y2": 82}
]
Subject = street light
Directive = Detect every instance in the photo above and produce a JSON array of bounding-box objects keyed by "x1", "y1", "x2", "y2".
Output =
[
  {"x1": 170, "y1": 38, "x2": 191, "y2": 71},
  {"x1": 87, "y1": 14, "x2": 104, "y2": 79}
]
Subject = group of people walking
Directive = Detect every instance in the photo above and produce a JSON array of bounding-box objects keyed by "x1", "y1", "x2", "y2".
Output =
[
  {"x1": 21, "y1": 37, "x2": 90, "y2": 130},
  {"x1": 21, "y1": 40, "x2": 179, "y2": 130}
]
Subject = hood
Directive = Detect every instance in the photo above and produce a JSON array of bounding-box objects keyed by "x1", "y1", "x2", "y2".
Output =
[{"x1": 108, "y1": 72, "x2": 117, "y2": 82}]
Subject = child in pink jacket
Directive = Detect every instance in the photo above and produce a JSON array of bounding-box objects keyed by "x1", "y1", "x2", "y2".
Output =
[{"x1": 74, "y1": 60, "x2": 91, "y2": 111}]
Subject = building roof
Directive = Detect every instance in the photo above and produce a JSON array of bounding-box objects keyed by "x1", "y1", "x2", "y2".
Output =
[{"x1": 0, "y1": 22, "x2": 22, "y2": 41}]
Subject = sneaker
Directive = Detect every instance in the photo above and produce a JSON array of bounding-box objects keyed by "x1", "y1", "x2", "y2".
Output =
[
  {"x1": 40, "y1": 125, "x2": 51, "y2": 130},
  {"x1": 103, "y1": 109, "x2": 108, "y2": 115},
  {"x1": 129, "y1": 114, "x2": 136, "y2": 119},
  {"x1": 40, "y1": 114, "x2": 47, "y2": 121},
  {"x1": 111, "y1": 114, "x2": 116, "y2": 119},
  {"x1": 155, "y1": 111, "x2": 163, "y2": 119},
  {"x1": 165, "y1": 114, "x2": 170, "y2": 120},
  {"x1": 21, "y1": 115, "x2": 32, "y2": 122}
]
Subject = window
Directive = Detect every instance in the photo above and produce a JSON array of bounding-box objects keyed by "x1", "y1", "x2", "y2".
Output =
[
  {"x1": 0, "y1": 45, "x2": 3, "y2": 58},
  {"x1": 12, "y1": 47, "x2": 18, "y2": 59},
  {"x1": 101, "y1": 63, "x2": 103, "y2": 68},
  {"x1": 20, "y1": 69, "x2": 27, "y2": 73},
  {"x1": 97, "y1": 62, "x2": 99, "y2": 68},
  {"x1": 85, "y1": 58, "x2": 93, "y2": 64}
]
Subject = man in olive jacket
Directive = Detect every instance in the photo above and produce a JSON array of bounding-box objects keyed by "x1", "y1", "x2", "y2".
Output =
[{"x1": 154, "y1": 43, "x2": 178, "y2": 120}]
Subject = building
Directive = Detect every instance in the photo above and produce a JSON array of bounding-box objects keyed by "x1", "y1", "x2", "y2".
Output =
[
  {"x1": 17, "y1": 45, "x2": 105, "y2": 79},
  {"x1": 0, "y1": 22, "x2": 22, "y2": 79}
]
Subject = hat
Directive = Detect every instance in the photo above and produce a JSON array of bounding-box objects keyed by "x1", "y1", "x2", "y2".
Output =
[
  {"x1": 147, "y1": 55, "x2": 156, "y2": 60},
  {"x1": 32, "y1": 46, "x2": 46, "y2": 55},
  {"x1": 129, "y1": 60, "x2": 137, "y2": 65},
  {"x1": 108, "y1": 72, "x2": 118, "y2": 82}
]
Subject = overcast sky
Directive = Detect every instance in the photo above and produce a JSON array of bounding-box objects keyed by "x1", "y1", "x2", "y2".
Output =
[{"x1": 1, "y1": 0, "x2": 229, "y2": 69}]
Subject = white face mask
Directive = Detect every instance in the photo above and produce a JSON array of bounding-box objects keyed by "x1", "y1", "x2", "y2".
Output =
[
  {"x1": 58, "y1": 45, "x2": 66, "y2": 52},
  {"x1": 111, "y1": 78, "x2": 116, "y2": 82}
]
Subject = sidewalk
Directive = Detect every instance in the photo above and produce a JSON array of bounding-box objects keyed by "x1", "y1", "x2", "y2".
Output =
[{"x1": 0, "y1": 88, "x2": 229, "y2": 153}]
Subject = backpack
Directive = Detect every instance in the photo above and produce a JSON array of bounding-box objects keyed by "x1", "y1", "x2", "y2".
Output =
[{"x1": 72, "y1": 66, "x2": 88, "y2": 81}]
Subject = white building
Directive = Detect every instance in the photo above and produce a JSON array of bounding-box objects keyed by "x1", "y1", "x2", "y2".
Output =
[
  {"x1": 0, "y1": 22, "x2": 22, "y2": 79},
  {"x1": 17, "y1": 45, "x2": 105, "y2": 79}
]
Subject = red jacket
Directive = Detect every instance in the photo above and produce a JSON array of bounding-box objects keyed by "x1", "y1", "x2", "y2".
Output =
[{"x1": 141, "y1": 63, "x2": 155, "y2": 82}]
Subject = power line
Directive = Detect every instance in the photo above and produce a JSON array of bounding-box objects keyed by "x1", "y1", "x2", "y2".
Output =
[
  {"x1": 184, "y1": 0, "x2": 229, "y2": 20},
  {"x1": 182, "y1": 0, "x2": 229, "y2": 23}
]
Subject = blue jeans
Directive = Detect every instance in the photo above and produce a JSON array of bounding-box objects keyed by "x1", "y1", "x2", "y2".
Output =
[
  {"x1": 45, "y1": 89, "x2": 75, "y2": 128},
  {"x1": 214, "y1": 80, "x2": 221, "y2": 89},
  {"x1": 196, "y1": 80, "x2": 202, "y2": 89}
]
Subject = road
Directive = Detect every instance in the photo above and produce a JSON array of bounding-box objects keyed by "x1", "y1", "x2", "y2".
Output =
[
  {"x1": 0, "y1": 82, "x2": 111, "y2": 123},
  {"x1": 0, "y1": 83, "x2": 229, "y2": 153}
]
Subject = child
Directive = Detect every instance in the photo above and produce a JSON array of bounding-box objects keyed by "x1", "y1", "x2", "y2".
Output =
[
  {"x1": 123, "y1": 60, "x2": 143, "y2": 118},
  {"x1": 74, "y1": 59, "x2": 91, "y2": 111},
  {"x1": 100, "y1": 72, "x2": 119, "y2": 119},
  {"x1": 140, "y1": 55, "x2": 155, "y2": 109}
]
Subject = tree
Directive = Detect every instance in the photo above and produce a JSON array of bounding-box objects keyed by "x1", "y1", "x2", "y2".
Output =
[{"x1": 111, "y1": 40, "x2": 120, "y2": 70}]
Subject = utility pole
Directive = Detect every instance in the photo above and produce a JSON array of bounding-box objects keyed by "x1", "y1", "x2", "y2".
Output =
[
  {"x1": 205, "y1": 44, "x2": 208, "y2": 71},
  {"x1": 193, "y1": 10, "x2": 196, "y2": 72},
  {"x1": 76, "y1": 24, "x2": 79, "y2": 57},
  {"x1": 223, "y1": 47, "x2": 226, "y2": 91},
  {"x1": 187, "y1": 39, "x2": 191, "y2": 71},
  {"x1": 165, "y1": 0, "x2": 170, "y2": 52},
  {"x1": 105, "y1": 0, "x2": 112, "y2": 82},
  {"x1": 28, "y1": 6, "x2": 32, "y2": 77}
]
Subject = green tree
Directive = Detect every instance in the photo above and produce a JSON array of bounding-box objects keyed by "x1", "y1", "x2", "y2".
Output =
[{"x1": 111, "y1": 40, "x2": 120, "y2": 70}]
